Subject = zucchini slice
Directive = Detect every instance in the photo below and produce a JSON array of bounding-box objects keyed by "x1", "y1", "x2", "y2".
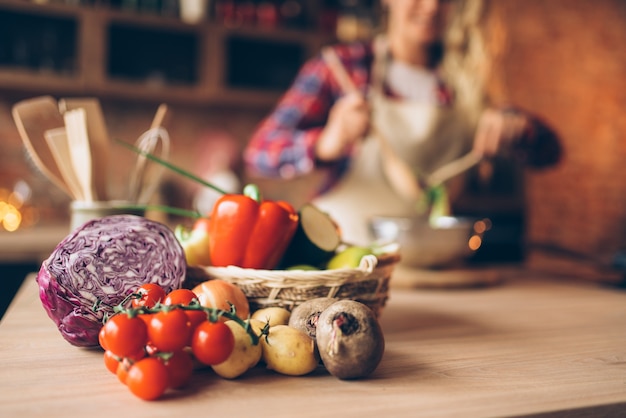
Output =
[{"x1": 279, "y1": 204, "x2": 342, "y2": 269}]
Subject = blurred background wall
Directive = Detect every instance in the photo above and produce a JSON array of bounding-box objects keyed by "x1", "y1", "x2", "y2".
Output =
[{"x1": 485, "y1": 0, "x2": 626, "y2": 259}]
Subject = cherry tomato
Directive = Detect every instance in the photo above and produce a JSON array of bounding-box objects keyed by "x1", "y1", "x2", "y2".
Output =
[
  {"x1": 132, "y1": 283, "x2": 167, "y2": 308},
  {"x1": 102, "y1": 314, "x2": 148, "y2": 358},
  {"x1": 162, "y1": 350, "x2": 194, "y2": 389},
  {"x1": 138, "y1": 313, "x2": 154, "y2": 329},
  {"x1": 163, "y1": 288, "x2": 198, "y2": 306},
  {"x1": 164, "y1": 288, "x2": 207, "y2": 334},
  {"x1": 186, "y1": 309, "x2": 208, "y2": 333},
  {"x1": 117, "y1": 360, "x2": 131, "y2": 385},
  {"x1": 191, "y1": 321, "x2": 235, "y2": 365},
  {"x1": 126, "y1": 357, "x2": 170, "y2": 401},
  {"x1": 192, "y1": 279, "x2": 250, "y2": 320},
  {"x1": 148, "y1": 309, "x2": 191, "y2": 353},
  {"x1": 103, "y1": 350, "x2": 120, "y2": 375},
  {"x1": 98, "y1": 326, "x2": 108, "y2": 350},
  {"x1": 126, "y1": 346, "x2": 147, "y2": 362}
]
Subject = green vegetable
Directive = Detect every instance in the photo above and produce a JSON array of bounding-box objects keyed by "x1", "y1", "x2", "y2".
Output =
[
  {"x1": 279, "y1": 204, "x2": 342, "y2": 269},
  {"x1": 416, "y1": 184, "x2": 451, "y2": 224}
]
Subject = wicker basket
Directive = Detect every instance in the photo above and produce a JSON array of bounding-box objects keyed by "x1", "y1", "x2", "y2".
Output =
[{"x1": 185, "y1": 252, "x2": 401, "y2": 317}]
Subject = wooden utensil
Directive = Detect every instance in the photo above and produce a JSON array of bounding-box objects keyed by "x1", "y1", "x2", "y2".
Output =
[
  {"x1": 128, "y1": 103, "x2": 169, "y2": 203},
  {"x1": 131, "y1": 127, "x2": 171, "y2": 205},
  {"x1": 11, "y1": 96, "x2": 71, "y2": 196},
  {"x1": 59, "y1": 98, "x2": 111, "y2": 201},
  {"x1": 427, "y1": 151, "x2": 482, "y2": 187},
  {"x1": 64, "y1": 108, "x2": 95, "y2": 202},
  {"x1": 44, "y1": 128, "x2": 85, "y2": 201},
  {"x1": 321, "y1": 48, "x2": 423, "y2": 201}
]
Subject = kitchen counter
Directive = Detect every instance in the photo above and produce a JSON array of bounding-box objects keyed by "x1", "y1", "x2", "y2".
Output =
[{"x1": 1, "y1": 265, "x2": 625, "y2": 418}]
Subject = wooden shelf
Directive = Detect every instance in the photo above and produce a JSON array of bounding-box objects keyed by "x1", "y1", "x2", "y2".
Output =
[
  {"x1": 0, "y1": 69, "x2": 83, "y2": 95},
  {"x1": 0, "y1": 0, "x2": 334, "y2": 107}
]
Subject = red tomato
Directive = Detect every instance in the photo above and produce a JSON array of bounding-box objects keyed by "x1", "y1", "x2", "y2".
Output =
[
  {"x1": 138, "y1": 313, "x2": 154, "y2": 329},
  {"x1": 162, "y1": 350, "x2": 194, "y2": 389},
  {"x1": 98, "y1": 326, "x2": 108, "y2": 350},
  {"x1": 192, "y1": 280, "x2": 250, "y2": 320},
  {"x1": 164, "y1": 288, "x2": 197, "y2": 305},
  {"x1": 132, "y1": 284, "x2": 167, "y2": 308},
  {"x1": 164, "y1": 288, "x2": 207, "y2": 334},
  {"x1": 116, "y1": 360, "x2": 131, "y2": 385},
  {"x1": 147, "y1": 309, "x2": 191, "y2": 353},
  {"x1": 126, "y1": 346, "x2": 147, "y2": 362},
  {"x1": 191, "y1": 321, "x2": 235, "y2": 365},
  {"x1": 102, "y1": 314, "x2": 148, "y2": 358},
  {"x1": 186, "y1": 309, "x2": 208, "y2": 333},
  {"x1": 103, "y1": 350, "x2": 120, "y2": 375},
  {"x1": 126, "y1": 357, "x2": 170, "y2": 401}
]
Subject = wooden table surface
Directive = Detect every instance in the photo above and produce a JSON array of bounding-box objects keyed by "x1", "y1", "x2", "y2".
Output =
[{"x1": 1, "y1": 267, "x2": 625, "y2": 418}]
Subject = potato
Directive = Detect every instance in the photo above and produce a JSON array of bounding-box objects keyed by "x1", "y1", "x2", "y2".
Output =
[
  {"x1": 261, "y1": 325, "x2": 319, "y2": 376},
  {"x1": 316, "y1": 300, "x2": 385, "y2": 380},
  {"x1": 211, "y1": 320, "x2": 263, "y2": 379},
  {"x1": 288, "y1": 297, "x2": 338, "y2": 340},
  {"x1": 251, "y1": 307, "x2": 291, "y2": 326}
]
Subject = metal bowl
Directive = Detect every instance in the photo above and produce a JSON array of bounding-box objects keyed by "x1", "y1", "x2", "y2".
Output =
[{"x1": 368, "y1": 215, "x2": 483, "y2": 269}]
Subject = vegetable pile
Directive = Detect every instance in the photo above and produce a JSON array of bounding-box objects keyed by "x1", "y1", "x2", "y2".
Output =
[
  {"x1": 37, "y1": 215, "x2": 186, "y2": 347},
  {"x1": 34, "y1": 145, "x2": 390, "y2": 401},
  {"x1": 101, "y1": 283, "x2": 385, "y2": 400}
]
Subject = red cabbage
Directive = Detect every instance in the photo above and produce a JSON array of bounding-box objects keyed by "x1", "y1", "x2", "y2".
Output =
[{"x1": 37, "y1": 215, "x2": 186, "y2": 347}]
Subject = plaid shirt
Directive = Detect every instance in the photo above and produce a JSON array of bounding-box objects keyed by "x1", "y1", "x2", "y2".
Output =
[{"x1": 244, "y1": 40, "x2": 560, "y2": 194}]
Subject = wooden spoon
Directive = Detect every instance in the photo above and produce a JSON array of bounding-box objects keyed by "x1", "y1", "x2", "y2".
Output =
[
  {"x1": 11, "y1": 96, "x2": 71, "y2": 196},
  {"x1": 321, "y1": 47, "x2": 423, "y2": 201},
  {"x1": 427, "y1": 151, "x2": 482, "y2": 187},
  {"x1": 44, "y1": 128, "x2": 85, "y2": 201},
  {"x1": 64, "y1": 108, "x2": 95, "y2": 202},
  {"x1": 59, "y1": 98, "x2": 110, "y2": 201}
]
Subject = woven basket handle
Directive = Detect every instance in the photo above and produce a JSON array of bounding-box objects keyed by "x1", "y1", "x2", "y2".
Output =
[{"x1": 358, "y1": 254, "x2": 378, "y2": 273}]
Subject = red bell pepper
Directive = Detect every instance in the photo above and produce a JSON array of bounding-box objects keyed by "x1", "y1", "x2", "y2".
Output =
[{"x1": 208, "y1": 184, "x2": 299, "y2": 270}]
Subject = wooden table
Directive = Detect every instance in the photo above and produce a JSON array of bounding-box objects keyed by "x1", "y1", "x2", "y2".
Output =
[{"x1": 1, "y1": 267, "x2": 625, "y2": 418}]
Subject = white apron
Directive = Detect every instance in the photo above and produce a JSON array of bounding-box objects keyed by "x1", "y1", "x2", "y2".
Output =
[{"x1": 313, "y1": 36, "x2": 474, "y2": 245}]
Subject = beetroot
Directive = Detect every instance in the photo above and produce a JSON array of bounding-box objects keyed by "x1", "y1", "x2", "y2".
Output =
[{"x1": 316, "y1": 300, "x2": 385, "y2": 379}]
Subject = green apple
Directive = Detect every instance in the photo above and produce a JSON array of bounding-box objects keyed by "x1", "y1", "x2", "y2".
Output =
[{"x1": 326, "y1": 246, "x2": 373, "y2": 269}]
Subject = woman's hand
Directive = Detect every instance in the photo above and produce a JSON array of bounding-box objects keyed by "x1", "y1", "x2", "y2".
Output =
[
  {"x1": 315, "y1": 92, "x2": 371, "y2": 161},
  {"x1": 473, "y1": 108, "x2": 529, "y2": 157}
]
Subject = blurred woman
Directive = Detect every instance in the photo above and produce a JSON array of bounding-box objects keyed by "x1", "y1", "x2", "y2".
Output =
[{"x1": 244, "y1": 0, "x2": 561, "y2": 247}]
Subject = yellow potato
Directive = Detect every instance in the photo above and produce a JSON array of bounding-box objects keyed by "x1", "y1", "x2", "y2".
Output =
[
  {"x1": 211, "y1": 320, "x2": 262, "y2": 379},
  {"x1": 251, "y1": 307, "x2": 291, "y2": 326},
  {"x1": 261, "y1": 325, "x2": 319, "y2": 376}
]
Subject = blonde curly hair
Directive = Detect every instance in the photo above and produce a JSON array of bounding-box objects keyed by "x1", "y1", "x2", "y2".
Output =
[{"x1": 441, "y1": 0, "x2": 492, "y2": 123}]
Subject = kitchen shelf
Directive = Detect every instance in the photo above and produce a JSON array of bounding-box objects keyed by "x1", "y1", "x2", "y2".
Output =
[
  {"x1": 0, "y1": 0, "x2": 335, "y2": 107},
  {"x1": 225, "y1": 35, "x2": 306, "y2": 90}
]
